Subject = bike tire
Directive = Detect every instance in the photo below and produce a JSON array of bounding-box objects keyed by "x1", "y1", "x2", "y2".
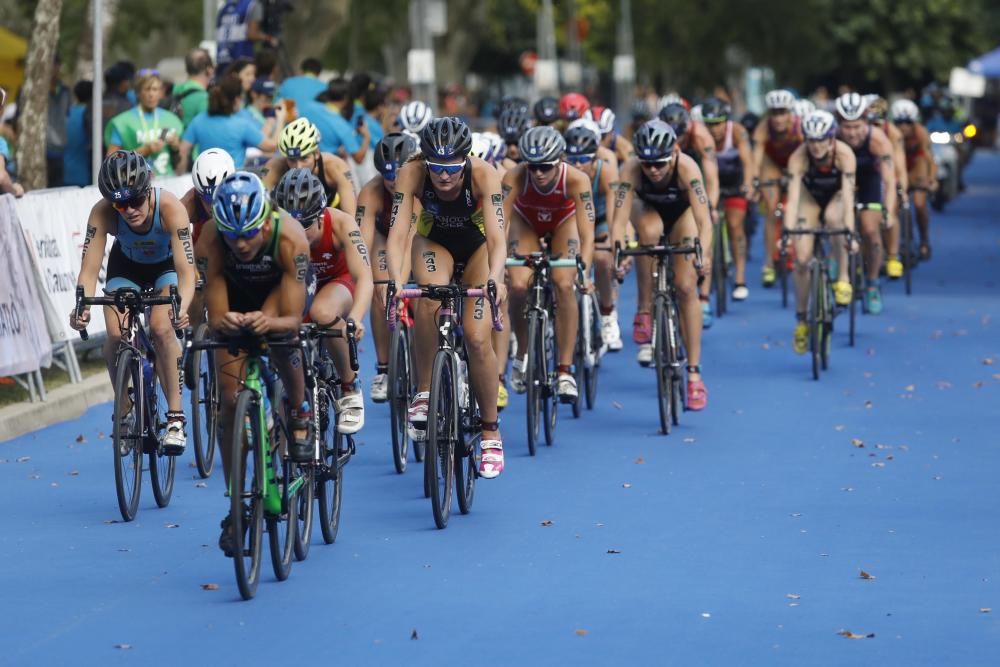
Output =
[
  {"x1": 454, "y1": 385, "x2": 478, "y2": 516},
  {"x1": 190, "y1": 323, "x2": 217, "y2": 478},
  {"x1": 148, "y1": 367, "x2": 175, "y2": 509},
  {"x1": 317, "y1": 384, "x2": 344, "y2": 545},
  {"x1": 903, "y1": 206, "x2": 914, "y2": 296},
  {"x1": 809, "y1": 262, "x2": 821, "y2": 381},
  {"x1": 525, "y1": 313, "x2": 543, "y2": 456},
  {"x1": 670, "y1": 300, "x2": 685, "y2": 425},
  {"x1": 231, "y1": 389, "x2": 264, "y2": 600},
  {"x1": 388, "y1": 323, "x2": 411, "y2": 474},
  {"x1": 653, "y1": 295, "x2": 673, "y2": 434},
  {"x1": 848, "y1": 250, "x2": 858, "y2": 347},
  {"x1": 426, "y1": 350, "x2": 456, "y2": 529},
  {"x1": 713, "y1": 221, "x2": 727, "y2": 317},
  {"x1": 572, "y1": 294, "x2": 585, "y2": 419},
  {"x1": 112, "y1": 349, "x2": 143, "y2": 522},
  {"x1": 585, "y1": 293, "x2": 601, "y2": 410},
  {"x1": 293, "y1": 463, "x2": 314, "y2": 562},
  {"x1": 543, "y1": 317, "x2": 558, "y2": 447}
]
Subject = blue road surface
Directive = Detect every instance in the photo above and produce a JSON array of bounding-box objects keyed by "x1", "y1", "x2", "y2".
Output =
[{"x1": 2, "y1": 154, "x2": 999, "y2": 666}]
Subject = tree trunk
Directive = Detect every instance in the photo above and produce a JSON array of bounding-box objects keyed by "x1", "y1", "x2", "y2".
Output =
[
  {"x1": 75, "y1": 0, "x2": 120, "y2": 82},
  {"x1": 435, "y1": 0, "x2": 489, "y2": 87},
  {"x1": 16, "y1": 0, "x2": 64, "y2": 192}
]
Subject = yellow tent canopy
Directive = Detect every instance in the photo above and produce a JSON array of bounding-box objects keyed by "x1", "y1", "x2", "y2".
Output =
[{"x1": 0, "y1": 26, "x2": 28, "y2": 101}]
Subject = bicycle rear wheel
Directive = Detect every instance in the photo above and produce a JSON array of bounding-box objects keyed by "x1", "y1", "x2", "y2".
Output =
[
  {"x1": 112, "y1": 349, "x2": 142, "y2": 522},
  {"x1": 266, "y1": 453, "x2": 296, "y2": 582},
  {"x1": 902, "y1": 206, "x2": 914, "y2": 296},
  {"x1": 525, "y1": 312, "x2": 543, "y2": 456},
  {"x1": 388, "y1": 323, "x2": 412, "y2": 473},
  {"x1": 572, "y1": 293, "x2": 585, "y2": 419},
  {"x1": 190, "y1": 323, "x2": 218, "y2": 478},
  {"x1": 293, "y1": 463, "x2": 314, "y2": 561},
  {"x1": 148, "y1": 367, "x2": 175, "y2": 509},
  {"x1": 653, "y1": 295, "x2": 673, "y2": 434},
  {"x1": 848, "y1": 250, "x2": 859, "y2": 347},
  {"x1": 809, "y1": 262, "x2": 822, "y2": 381},
  {"x1": 231, "y1": 389, "x2": 264, "y2": 600},
  {"x1": 584, "y1": 293, "x2": 601, "y2": 410},
  {"x1": 316, "y1": 384, "x2": 344, "y2": 545},
  {"x1": 713, "y1": 221, "x2": 727, "y2": 317},
  {"x1": 427, "y1": 351, "x2": 456, "y2": 529}
]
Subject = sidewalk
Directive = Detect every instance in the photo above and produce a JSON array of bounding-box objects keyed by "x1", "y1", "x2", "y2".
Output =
[{"x1": 0, "y1": 373, "x2": 112, "y2": 443}]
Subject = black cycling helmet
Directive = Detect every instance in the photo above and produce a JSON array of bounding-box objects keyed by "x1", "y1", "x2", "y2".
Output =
[
  {"x1": 633, "y1": 120, "x2": 677, "y2": 161},
  {"x1": 701, "y1": 96, "x2": 730, "y2": 124},
  {"x1": 533, "y1": 96, "x2": 560, "y2": 125},
  {"x1": 740, "y1": 111, "x2": 760, "y2": 135},
  {"x1": 499, "y1": 95, "x2": 530, "y2": 117},
  {"x1": 658, "y1": 102, "x2": 690, "y2": 138},
  {"x1": 419, "y1": 116, "x2": 473, "y2": 161},
  {"x1": 498, "y1": 105, "x2": 531, "y2": 144},
  {"x1": 273, "y1": 167, "x2": 326, "y2": 226},
  {"x1": 98, "y1": 150, "x2": 151, "y2": 202},
  {"x1": 518, "y1": 126, "x2": 566, "y2": 163},
  {"x1": 374, "y1": 132, "x2": 418, "y2": 180},
  {"x1": 563, "y1": 125, "x2": 599, "y2": 157}
]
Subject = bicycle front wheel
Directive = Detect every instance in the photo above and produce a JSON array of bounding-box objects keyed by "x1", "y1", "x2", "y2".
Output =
[
  {"x1": 454, "y1": 384, "x2": 478, "y2": 516},
  {"x1": 230, "y1": 389, "x2": 264, "y2": 600},
  {"x1": 190, "y1": 322, "x2": 218, "y2": 478},
  {"x1": 585, "y1": 292, "x2": 601, "y2": 410},
  {"x1": 572, "y1": 293, "x2": 585, "y2": 419},
  {"x1": 293, "y1": 462, "x2": 315, "y2": 562},
  {"x1": 317, "y1": 384, "x2": 344, "y2": 544},
  {"x1": 388, "y1": 323, "x2": 412, "y2": 473},
  {"x1": 809, "y1": 261, "x2": 822, "y2": 381},
  {"x1": 542, "y1": 317, "x2": 558, "y2": 447},
  {"x1": 654, "y1": 295, "x2": 674, "y2": 434},
  {"x1": 148, "y1": 365, "x2": 175, "y2": 509},
  {"x1": 525, "y1": 312, "x2": 543, "y2": 456},
  {"x1": 112, "y1": 349, "x2": 142, "y2": 521},
  {"x1": 426, "y1": 350, "x2": 456, "y2": 529}
]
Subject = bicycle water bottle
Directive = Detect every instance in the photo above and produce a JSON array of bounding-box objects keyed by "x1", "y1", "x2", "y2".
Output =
[
  {"x1": 263, "y1": 391, "x2": 274, "y2": 431},
  {"x1": 458, "y1": 359, "x2": 470, "y2": 409}
]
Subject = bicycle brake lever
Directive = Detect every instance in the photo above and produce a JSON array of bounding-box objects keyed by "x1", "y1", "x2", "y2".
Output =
[{"x1": 346, "y1": 319, "x2": 359, "y2": 371}]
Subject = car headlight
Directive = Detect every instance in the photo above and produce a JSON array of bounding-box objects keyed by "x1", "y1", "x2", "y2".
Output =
[{"x1": 963, "y1": 124, "x2": 977, "y2": 139}]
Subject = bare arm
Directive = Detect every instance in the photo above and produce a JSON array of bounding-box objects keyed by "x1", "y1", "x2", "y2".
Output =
[
  {"x1": 327, "y1": 154, "x2": 357, "y2": 216},
  {"x1": 160, "y1": 194, "x2": 197, "y2": 321},
  {"x1": 195, "y1": 222, "x2": 232, "y2": 333},
  {"x1": 356, "y1": 183, "x2": 379, "y2": 253},
  {"x1": 76, "y1": 203, "x2": 110, "y2": 296},
  {"x1": 838, "y1": 143, "x2": 857, "y2": 233},
  {"x1": 568, "y1": 169, "x2": 596, "y2": 274},
  {"x1": 611, "y1": 161, "x2": 639, "y2": 249},
  {"x1": 682, "y1": 155, "x2": 713, "y2": 256},
  {"x1": 783, "y1": 148, "x2": 807, "y2": 233},
  {"x1": 334, "y1": 211, "x2": 374, "y2": 324},
  {"x1": 259, "y1": 155, "x2": 287, "y2": 191},
  {"x1": 601, "y1": 157, "x2": 621, "y2": 238},
  {"x1": 736, "y1": 125, "x2": 756, "y2": 194},
  {"x1": 266, "y1": 220, "x2": 310, "y2": 335},
  {"x1": 696, "y1": 125, "x2": 720, "y2": 209},
  {"x1": 386, "y1": 164, "x2": 417, "y2": 285},
  {"x1": 473, "y1": 160, "x2": 508, "y2": 292},
  {"x1": 891, "y1": 127, "x2": 908, "y2": 193}
]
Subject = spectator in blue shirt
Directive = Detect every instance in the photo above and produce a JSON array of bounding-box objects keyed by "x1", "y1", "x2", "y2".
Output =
[
  {"x1": 63, "y1": 80, "x2": 93, "y2": 186},
  {"x1": 0, "y1": 134, "x2": 23, "y2": 196},
  {"x1": 178, "y1": 73, "x2": 285, "y2": 171},
  {"x1": 298, "y1": 78, "x2": 368, "y2": 162},
  {"x1": 276, "y1": 58, "x2": 327, "y2": 110},
  {"x1": 348, "y1": 72, "x2": 385, "y2": 149}
]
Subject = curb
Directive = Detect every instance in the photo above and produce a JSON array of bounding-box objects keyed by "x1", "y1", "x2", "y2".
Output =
[{"x1": 0, "y1": 373, "x2": 112, "y2": 443}]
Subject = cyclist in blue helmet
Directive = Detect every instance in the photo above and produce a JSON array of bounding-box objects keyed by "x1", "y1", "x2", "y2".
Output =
[
  {"x1": 195, "y1": 170, "x2": 318, "y2": 555},
  {"x1": 70, "y1": 150, "x2": 197, "y2": 455}
]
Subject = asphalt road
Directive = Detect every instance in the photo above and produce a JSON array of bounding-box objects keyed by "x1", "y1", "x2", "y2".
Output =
[{"x1": 2, "y1": 153, "x2": 998, "y2": 666}]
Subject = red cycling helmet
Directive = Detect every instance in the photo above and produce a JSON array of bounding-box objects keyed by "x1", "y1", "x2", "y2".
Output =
[{"x1": 559, "y1": 93, "x2": 591, "y2": 121}]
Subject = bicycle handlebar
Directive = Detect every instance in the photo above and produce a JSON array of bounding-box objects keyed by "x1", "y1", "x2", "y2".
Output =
[
  {"x1": 386, "y1": 279, "x2": 503, "y2": 332},
  {"x1": 74, "y1": 285, "x2": 180, "y2": 342}
]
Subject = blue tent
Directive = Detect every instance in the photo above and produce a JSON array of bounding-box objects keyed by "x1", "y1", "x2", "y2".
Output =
[{"x1": 969, "y1": 46, "x2": 1000, "y2": 79}]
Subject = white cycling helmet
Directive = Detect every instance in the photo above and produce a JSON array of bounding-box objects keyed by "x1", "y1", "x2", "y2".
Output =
[
  {"x1": 834, "y1": 92, "x2": 867, "y2": 121},
  {"x1": 690, "y1": 104, "x2": 703, "y2": 123},
  {"x1": 765, "y1": 89, "x2": 796, "y2": 110},
  {"x1": 890, "y1": 99, "x2": 920, "y2": 123},
  {"x1": 567, "y1": 118, "x2": 602, "y2": 141},
  {"x1": 793, "y1": 99, "x2": 816, "y2": 119},
  {"x1": 399, "y1": 100, "x2": 433, "y2": 133},
  {"x1": 192, "y1": 148, "x2": 236, "y2": 199},
  {"x1": 802, "y1": 110, "x2": 838, "y2": 140},
  {"x1": 584, "y1": 106, "x2": 616, "y2": 135},
  {"x1": 483, "y1": 131, "x2": 506, "y2": 162}
]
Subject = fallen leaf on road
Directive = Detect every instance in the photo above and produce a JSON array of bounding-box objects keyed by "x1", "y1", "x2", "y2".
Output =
[
  {"x1": 195, "y1": 482, "x2": 207, "y2": 488},
  {"x1": 789, "y1": 603, "x2": 800, "y2": 607},
  {"x1": 931, "y1": 330, "x2": 943, "y2": 339},
  {"x1": 114, "y1": 644, "x2": 133, "y2": 650},
  {"x1": 50, "y1": 482, "x2": 59, "y2": 487},
  {"x1": 838, "y1": 630, "x2": 875, "y2": 640},
  {"x1": 842, "y1": 487, "x2": 854, "y2": 492},
  {"x1": 701, "y1": 613, "x2": 711, "y2": 618},
  {"x1": 98, "y1": 432, "x2": 106, "y2": 439},
  {"x1": 622, "y1": 483, "x2": 631, "y2": 488},
  {"x1": 860, "y1": 570, "x2": 876, "y2": 580},
  {"x1": 410, "y1": 630, "x2": 418, "y2": 640},
  {"x1": 980, "y1": 608, "x2": 991, "y2": 614},
  {"x1": 540, "y1": 520, "x2": 554, "y2": 527},
  {"x1": 607, "y1": 549, "x2": 622, "y2": 554},
  {"x1": 611, "y1": 401, "x2": 623, "y2": 410},
  {"x1": 761, "y1": 342, "x2": 770, "y2": 350},
  {"x1": 866, "y1": 348, "x2": 876, "y2": 357},
  {"x1": 16, "y1": 456, "x2": 30, "y2": 463},
  {"x1": 165, "y1": 523, "x2": 180, "y2": 529},
  {"x1": 634, "y1": 457, "x2": 645, "y2": 464},
  {"x1": 595, "y1": 523, "x2": 604, "y2": 528},
  {"x1": 75, "y1": 434, "x2": 86, "y2": 443},
  {"x1": 974, "y1": 381, "x2": 984, "y2": 389},
  {"x1": 937, "y1": 381, "x2": 952, "y2": 390},
  {"x1": 789, "y1": 513, "x2": 802, "y2": 518},
  {"x1": 103, "y1": 519, "x2": 120, "y2": 524},
  {"x1": 200, "y1": 583, "x2": 219, "y2": 590},
  {"x1": 993, "y1": 374, "x2": 1000, "y2": 381},
  {"x1": 575, "y1": 629, "x2": 589, "y2": 637},
  {"x1": 984, "y1": 358, "x2": 995, "y2": 366},
  {"x1": 683, "y1": 437, "x2": 696, "y2": 443},
  {"x1": 118, "y1": 548, "x2": 130, "y2": 552},
  {"x1": 933, "y1": 475, "x2": 943, "y2": 480},
  {"x1": 875, "y1": 443, "x2": 892, "y2": 449},
  {"x1": 852, "y1": 439, "x2": 864, "y2": 448},
  {"x1": 786, "y1": 594, "x2": 801, "y2": 600},
  {"x1": 835, "y1": 425, "x2": 845, "y2": 432},
  {"x1": 904, "y1": 385, "x2": 915, "y2": 392},
  {"x1": 871, "y1": 462, "x2": 885, "y2": 468},
  {"x1": 68, "y1": 470, "x2": 79, "y2": 476},
  {"x1": 864, "y1": 401, "x2": 873, "y2": 409}
]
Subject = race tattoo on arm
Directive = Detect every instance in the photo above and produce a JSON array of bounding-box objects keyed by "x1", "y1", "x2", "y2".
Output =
[
  {"x1": 81, "y1": 224, "x2": 97, "y2": 260},
  {"x1": 177, "y1": 227, "x2": 194, "y2": 265},
  {"x1": 348, "y1": 229, "x2": 370, "y2": 266},
  {"x1": 390, "y1": 192, "x2": 404, "y2": 228},
  {"x1": 354, "y1": 205, "x2": 365, "y2": 227},
  {"x1": 579, "y1": 190, "x2": 595, "y2": 224},
  {"x1": 491, "y1": 193, "x2": 505, "y2": 231},
  {"x1": 689, "y1": 179, "x2": 708, "y2": 206},
  {"x1": 845, "y1": 171, "x2": 857, "y2": 187},
  {"x1": 293, "y1": 253, "x2": 309, "y2": 283},
  {"x1": 614, "y1": 182, "x2": 632, "y2": 209}
]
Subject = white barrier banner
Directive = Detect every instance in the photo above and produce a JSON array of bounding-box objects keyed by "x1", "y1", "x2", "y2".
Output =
[{"x1": 0, "y1": 195, "x2": 53, "y2": 376}]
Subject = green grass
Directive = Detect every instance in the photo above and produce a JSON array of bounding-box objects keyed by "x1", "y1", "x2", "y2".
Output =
[{"x1": 0, "y1": 357, "x2": 108, "y2": 407}]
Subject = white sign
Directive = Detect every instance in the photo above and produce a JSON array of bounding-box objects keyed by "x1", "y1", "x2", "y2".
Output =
[
  {"x1": 613, "y1": 55, "x2": 635, "y2": 83},
  {"x1": 534, "y1": 59, "x2": 559, "y2": 92},
  {"x1": 426, "y1": 0, "x2": 447, "y2": 36},
  {"x1": 408, "y1": 49, "x2": 436, "y2": 85},
  {"x1": 0, "y1": 195, "x2": 53, "y2": 376},
  {"x1": 949, "y1": 67, "x2": 986, "y2": 98},
  {"x1": 561, "y1": 61, "x2": 582, "y2": 88}
]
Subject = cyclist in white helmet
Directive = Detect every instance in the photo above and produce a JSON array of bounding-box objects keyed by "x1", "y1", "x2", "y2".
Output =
[
  {"x1": 588, "y1": 104, "x2": 635, "y2": 164},
  {"x1": 793, "y1": 99, "x2": 816, "y2": 119},
  {"x1": 891, "y1": 99, "x2": 934, "y2": 259},
  {"x1": 866, "y1": 96, "x2": 909, "y2": 281},
  {"x1": 752, "y1": 89, "x2": 803, "y2": 288},
  {"x1": 783, "y1": 110, "x2": 858, "y2": 354},
  {"x1": 398, "y1": 100, "x2": 434, "y2": 134},
  {"x1": 834, "y1": 91, "x2": 896, "y2": 315}
]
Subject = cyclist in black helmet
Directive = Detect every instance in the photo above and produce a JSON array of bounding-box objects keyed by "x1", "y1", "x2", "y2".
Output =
[
  {"x1": 386, "y1": 117, "x2": 509, "y2": 479},
  {"x1": 533, "y1": 96, "x2": 560, "y2": 127},
  {"x1": 70, "y1": 150, "x2": 197, "y2": 455},
  {"x1": 499, "y1": 104, "x2": 532, "y2": 169}
]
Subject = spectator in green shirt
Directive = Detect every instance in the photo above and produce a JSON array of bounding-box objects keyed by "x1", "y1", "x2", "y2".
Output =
[
  {"x1": 171, "y1": 48, "x2": 214, "y2": 129},
  {"x1": 105, "y1": 70, "x2": 184, "y2": 176}
]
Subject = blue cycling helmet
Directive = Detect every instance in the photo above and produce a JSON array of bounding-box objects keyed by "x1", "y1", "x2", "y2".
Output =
[
  {"x1": 633, "y1": 120, "x2": 677, "y2": 161},
  {"x1": 212, "y1": 171, "x2": 271, "y2": 235}
]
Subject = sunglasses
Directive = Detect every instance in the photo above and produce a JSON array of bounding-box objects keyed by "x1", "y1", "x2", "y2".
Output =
[
  {"x1": 527, "y1": 161, "x2": 559, "y2": 173},
  {"x1": 565, "y1": 154, "x2": 594, "y2": 165},
  {"x1": 426, "y1": 161, "x2": 465, "y2": 176},
  {"x1": 771, "y1": 108, "x2": 791, "y2": 116},
  {"x1": 297, "y1": 212, "x2": 322, "y2": 229},
  {"x1": 111, "y1": 192, "x2": 149, "y2": 212},
  {"x1": 640, "y1": 157, "x2": 673, "y2": 169},
  {"x1": 136, "y1": 68, "x2": 160, "y2": 77},
  {"x1": 220, "y1": 226, "x2": 263, "y2": 241}
]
